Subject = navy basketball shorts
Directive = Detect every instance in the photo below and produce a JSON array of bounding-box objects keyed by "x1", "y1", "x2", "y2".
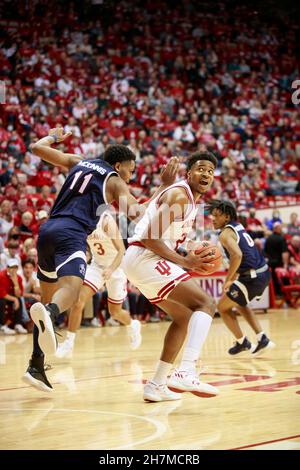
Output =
[
  {"x1": 37, "y1": 217, "x2": 87, "y2": 283},
  {"x1": 226, "y1": 270, "x2": 271, "y2": 307}
]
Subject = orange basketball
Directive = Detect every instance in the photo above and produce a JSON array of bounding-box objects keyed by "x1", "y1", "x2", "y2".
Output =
[{"x1": 193, "y1": 241, "x2": 223, "y2": 275}]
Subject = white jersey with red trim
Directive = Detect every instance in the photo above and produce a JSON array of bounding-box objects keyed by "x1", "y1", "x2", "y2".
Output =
[
  {"x1": 128, "y1": 180, "x2": 197, "y2": 251},
  {"x1": 87, "y1": 211, "x2": 118, "y2": 267}
]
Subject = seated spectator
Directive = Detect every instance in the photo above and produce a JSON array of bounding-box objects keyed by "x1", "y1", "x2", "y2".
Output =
[
  {"x1": 287, "y1": 236, "x2": 300, "y2": 273},
  {"x1": 266, "y1": 210, "x2": 283, "y2": 230},
  {"x1": 0, "y1": 258, "x2": 28, "y2": 335},
  {"x1": 20, "y1": 152, "x2": 37, "y2": 177},
  {"x1": 22, "y1": 259, "x2": 41, "y2": 308},
  {"x1": 0, "y1": 240, "x2": 22, "y2": 272},
  {"x1": 36, "y1": 185, "x2": 54, "y2": 211},
  {"x1": 6, "y1": 226, "x2": 21, "y2": 245},
  {"x1": 287, "y1": 212, "x2": 300, "y2": 237},
  {"x1": 246, "y1": 208, "x2": 266, "y2": 239},
  {"x1": 18, "y1": 211, "x2": 35, "y2": 241},
  {"x1": 20, "y1": 237, "x2": 35, "y2": 263},
  {"x1": 0, "y1": 199, "x2": 14, "y2": 239}
]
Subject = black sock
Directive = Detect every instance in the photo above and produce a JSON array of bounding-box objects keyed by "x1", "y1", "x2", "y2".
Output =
[
  {"x1": 46, "y1": 303, "x2": 60, "y2": 320},
  {"x1": 32, "y1": 325, "x2": 44, "y2": 357}
]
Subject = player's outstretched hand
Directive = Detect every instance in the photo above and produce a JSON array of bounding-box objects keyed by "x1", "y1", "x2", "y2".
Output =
[
  {"x1": 48, "y1": 126, "x2": 72, "y2": 143},
  {"x1": 160, "y1": 156, "x2": 179, "y2": 186}
]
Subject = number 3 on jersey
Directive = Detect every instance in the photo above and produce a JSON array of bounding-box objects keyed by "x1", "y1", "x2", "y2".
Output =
[
  {"x1": 94, "y1": 242, "x2": 105, "y2": 256},
  {"x1": 69, "y1": 171, "x2": 93, "y2": 194}
]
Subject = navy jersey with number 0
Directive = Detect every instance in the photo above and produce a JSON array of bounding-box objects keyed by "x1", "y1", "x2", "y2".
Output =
[
  {"x1": 224, "y1": 221, "x2": 266, "y2": 273},
  {"x1": 50, "y1": 159, "x2": 118, "y2": 234}
]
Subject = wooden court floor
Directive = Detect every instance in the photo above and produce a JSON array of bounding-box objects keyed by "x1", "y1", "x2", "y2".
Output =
[{"x1": 0, "y1": 309, "x2": 299, "y2": 450}]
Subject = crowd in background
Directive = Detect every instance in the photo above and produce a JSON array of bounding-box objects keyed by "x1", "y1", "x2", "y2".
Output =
[{"x1": 0, "y1": 0, "x2": 299, "y2": 333}]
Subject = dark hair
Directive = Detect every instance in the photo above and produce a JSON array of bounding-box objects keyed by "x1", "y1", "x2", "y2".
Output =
[
  {"x1": 207, "y1": 199, "x2": 238, "y2": 221},
  {"x1": 22, "y1": 258, "x2": 36, "y2": 268},
  {"x1": 103, "y1": 145, "x2": 136, "y2": 166},
  {"x1": 187, "y1": 151, "x2": 218, "y2": 171},
  {"x1": 8, "y1": 240, "x2": 19, "y2": 249}
]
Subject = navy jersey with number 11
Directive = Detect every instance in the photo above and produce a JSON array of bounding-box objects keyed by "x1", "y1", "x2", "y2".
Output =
[
  {"x1": 224, "y1": 221, "x2": 266, "y2": 273},
  {"x1": 50, "y1": 159, "x2": 118, "y2": 234}
]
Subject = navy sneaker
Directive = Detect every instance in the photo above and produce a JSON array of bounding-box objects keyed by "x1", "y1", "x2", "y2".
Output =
[
  {"x1": 22, "y1": 359, "x2": 53, "y2": 392},
  {"x1": 252, "y1": 334, "x2": 275, "y2": 357},
  {"x1": 228, "y1": 337, "x2": 253, "y2": 355}
]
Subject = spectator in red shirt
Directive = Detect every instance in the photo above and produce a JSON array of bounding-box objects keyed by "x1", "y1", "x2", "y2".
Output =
[
  {"x1": 246, "y1": 208, "x2": 266, "y2": 239},
  {"x1": 0, "y1": 259, "x2": 28, "y2": 334},
  {"x1": 36, "y1": 185, "x2": 54, "y2": 211}
]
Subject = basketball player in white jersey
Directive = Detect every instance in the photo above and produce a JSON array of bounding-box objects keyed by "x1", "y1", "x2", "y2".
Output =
[
  {"x1": 122, "y1": 151, "x2": 220, "y2": 402},
  {"x1": 56, "y1": 209, "x2": 142, "y2": 358}
]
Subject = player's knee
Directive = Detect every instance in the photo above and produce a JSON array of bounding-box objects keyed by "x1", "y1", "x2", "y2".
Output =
[
  {"x1": 74, "y1": 298, "x2": 85, "y2": 312},
  {"x1": 195, "y1": 295, "x2": 216, "y2": 318}
]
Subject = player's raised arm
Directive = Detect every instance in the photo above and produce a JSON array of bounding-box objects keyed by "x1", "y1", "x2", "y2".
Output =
[
  {"x1": 31, "y1": 127, "x2": 82, "y2": 170},
  {"x1": 219, "y1": 228, "x2": 243, "y2": 291}
]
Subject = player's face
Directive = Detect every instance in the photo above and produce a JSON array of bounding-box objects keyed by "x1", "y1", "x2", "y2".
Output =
[
  {"x1": 188, "y1": 160, "x2": 215, "y2": 194},
  {"x1": 211, "y1": 208, "x2": 228, "y2": 230},
  {"x1": 116, "y1": 160, "x2": 135, "y2": 183}
]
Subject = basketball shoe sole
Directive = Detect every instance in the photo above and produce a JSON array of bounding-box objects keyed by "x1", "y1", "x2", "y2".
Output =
[{"x1": 30, "y1": 303, "x2": 57, "y2": 355}]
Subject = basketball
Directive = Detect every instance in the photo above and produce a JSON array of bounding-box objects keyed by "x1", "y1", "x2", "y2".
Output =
[{"x1": 193, "y1": 241, "x2": 223, "y2": 274}]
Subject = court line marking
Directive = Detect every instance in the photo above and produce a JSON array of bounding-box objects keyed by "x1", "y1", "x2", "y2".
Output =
[
  {"x1": 0, "y1": 370, "x2": 156, "y2": 392},
  {"x1": 0, "y1": 368, "x2": 290, "y2": 393},
  {"x1": 230, "y1": 433, "x2": 300, "y2": 450},
  {"x1": 0, "y1": 407, "x2": 167, "y2": 450}
]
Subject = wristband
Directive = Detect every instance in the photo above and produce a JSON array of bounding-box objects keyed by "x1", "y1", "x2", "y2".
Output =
[{"x1": 49, "y1": 134, "x2": 60, "y2": 144}]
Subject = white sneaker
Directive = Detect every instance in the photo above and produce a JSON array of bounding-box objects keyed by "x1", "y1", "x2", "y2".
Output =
[
  {"x1": 14, "y1": 324, "x2": 28, "y2": 334},
  {"x1": 167, "y1": 369, "x2": 219, "y2": 398},
  {"x1": 30, "y1": 303, "x2": 57, "y2": 355},
  {"x1": 106, "y1": 317, "x2": 120, "y2": 326},
  {"x1": 90, "y1": 317, "x2": 102, "y2": 328},
  {"x1": 0, "y1": 325, "x2": 16, "y2": 335},
  {"x1": 55, "y1": 340, "x2": 73, "y2": 359},
  {"x1": 128, "y1": 319, "x2": 142, "y2": 350},
  {"x1": 143, "y1": 381, "x2": 182, "y2": 402}
]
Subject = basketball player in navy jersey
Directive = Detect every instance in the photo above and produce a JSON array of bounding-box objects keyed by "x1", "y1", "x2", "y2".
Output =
[
  {"x1": 210, "y1": 200, "x2": 275, "y2": 356},
  {"x1": 22, "y1": 127, "x2": 179, "y2": 392}
]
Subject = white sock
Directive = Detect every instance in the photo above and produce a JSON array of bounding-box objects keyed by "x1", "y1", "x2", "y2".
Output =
[
  {"x1": 152, "y1": 360, "x2": 173, "y2": 385},
  {"x1": 179, "y1": 311, "x2": 212, "y2": 374},
  {"x1": 66, "y1": 331, "x2": 76, "y2": 344},
  {"x1": 257, "y1": 331, "x2": 264, "y2": 341},
  {"x1": 237, "y1": 335, "x2": 246, "y2": 344}
]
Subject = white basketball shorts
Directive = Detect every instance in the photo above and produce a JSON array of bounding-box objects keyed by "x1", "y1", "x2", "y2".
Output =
[
  {"x1": 122, "y1": 244, "x2": 191, "y2": 304},
  {"x1": 84, "y1": 260, "x2": 127, "y2": 304}
]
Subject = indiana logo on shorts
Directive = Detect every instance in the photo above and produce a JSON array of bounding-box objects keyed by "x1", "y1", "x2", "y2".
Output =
[
  {"x1": 155, "y1": 260, "x2": 171, "y2": 276},
  {"x1": 79, "y1": 264, "x2": 86, "y2": 276}
]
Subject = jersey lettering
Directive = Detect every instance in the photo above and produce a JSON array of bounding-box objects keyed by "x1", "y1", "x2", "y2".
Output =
[
  {"x1": 243, "y1": 232, "x2": 255, "y2": 247},
  {"x1": 69, "y1": 171, "x2": 93, "y2": 194},
  {"x1": 93, "y1": 242, "x2": 105, "y2": 255}
]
